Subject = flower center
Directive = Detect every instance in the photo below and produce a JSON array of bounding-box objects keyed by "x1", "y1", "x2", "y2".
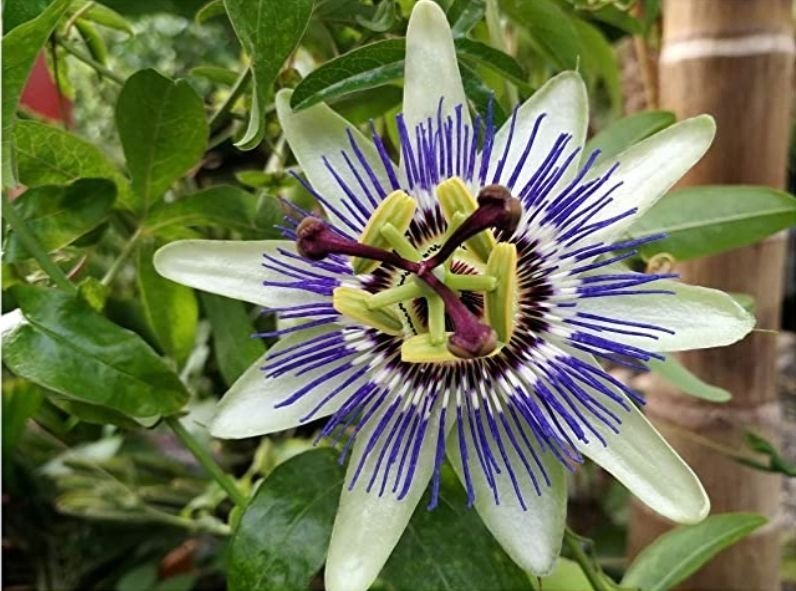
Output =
[{"x1": 296, "y1": 177, "x2": 522, "y2": 363}]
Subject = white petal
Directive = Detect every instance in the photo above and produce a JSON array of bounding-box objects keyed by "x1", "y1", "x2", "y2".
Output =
[
  {"x1": 154, "y1": 239, "x2": 332, "y2": 308},
  {"x1": 403, "y1": 0, "x2": 470, "y2": 135},
  {"x1": 446, "y1": 417, "x2": 567, "y2": 575},
  {"x1": 325, "y1": 404, "x2": 442, "y2": 591},
  {"x1": 210, "y1": 325, "x2": 362, "y2": 438},
  {"x1": 276, "y1": 89, "x2": 394, "y2": 231},
  {"x1": 561, "y1": 350, "x2": 709, "y2": 523},
  {"x1": 585, "y1": 115, "x2": 716, "y2": 244},
  {"x1": 574, "y1": 278, "x2": 754, "y2": 352},
  {"x1": 488, "y1": 71, "x2": 588, "y2": 195}
]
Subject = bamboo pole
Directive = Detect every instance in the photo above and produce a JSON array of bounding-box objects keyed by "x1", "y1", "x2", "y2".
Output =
[{"x1": 627, "y1": 2, "x2": 793, "y2": 590}]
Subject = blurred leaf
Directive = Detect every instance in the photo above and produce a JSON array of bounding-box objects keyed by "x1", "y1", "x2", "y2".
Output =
[
  {"x1": 229, "y1": 448, "x2": 344, "y2": 591},
  {"x1": 499, "y1": 0, "x2": 580, "y2": 69},
  {"x1": 648, "y1": 357, "x2": 731, "y2": 403},
  {"x1": 381, "y1": 467, "x2": 531, "y2": 590},
  {"x1": 3, "y1": 0, "x2": 53, "y2": 33},
  {"x1": 291, "y1": 39, "x2": 405, "y2": 111},
  {"x1": 224, "y1": 0, "x2": 313, "y2": 149},
  {"x1": 201, "y1": 293, "x2": 264, "y2": 386},
  {"x1": 145, "y1": 185, "x2": 275, "y2": 234},
  {"x1": 448, "y1": 0, "x2": 486, "y2": 36},
  {"x1": 586, "y1": 5, "x2": 643, "y2": 35},
  {"x1": 195, "y1": 0, "x2": 226, "y2": 24},
  {"x1": 730, "y1": 292, "x2": 756, "y2": 315},
  {"x1": 628, "y1": 186, "x2": 796, "y2": 261},
  {"x1": 572, "y1": 18, "x2": 621, "y2": 116},
  {"x1": 737, "y1": 431, "x2": 796, "y2": 477},
  {"x1": 3, "y1": 178, "x2": 117, "y2": 262},
  {"x1": 137, "y1": 240, "x2": 198, "y2": 366},
  {"x1": 623, "y1": 513, "x2": 767, "y2": 591},
  {"x1": 14, "y1": 120, "x2": 135, "y2": 209},
  {"x1": 455, "y1": 38, "x2": 529, "y2": 89},
  {"x1": 82, "y1": 3, "x2": 134, "y2": 35},
  {"x1": 117, "y1": 563, "x2": 158, "y2": 591},
  {"x1": 2, "y1": 0, "x2": 71, "y2": 187},
  {"x1": 460, "y1": 62, "x2": 508, "y2": 126},
  {"x1": 51, "y1": 396, "x2": 156, "y2": 429},
  {"x1": 355, "y1": 0, "x2": 398, "y2": 33},
  {"x1": 530, "y1": 557, "x2": 595, "y2": 591},
  {"x1": 585, "y1": 110, "x2": 675, "y2": 165},
  {"x1": 332, "y1": 85, "x2": 403, "y2": 125},
  {"x1": 641, "y1": 0, "x2": 661, "y2": 31},
  {"x1": 190, "y1": 64, "x2": 239, "y2": 86},
  {"x1": 116, "y1": 69, "x2": 208, "y2": 209},
  {"x1": 3, "y1": 284, "x2": 189, "y2": 418},
  {"x1": 2, "y1": 378, "x2": 45, "y2": 455}
]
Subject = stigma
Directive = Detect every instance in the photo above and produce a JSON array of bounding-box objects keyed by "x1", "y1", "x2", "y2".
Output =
[{"x1": 296, "y1": 179, "x2": 522, "y2": 363}]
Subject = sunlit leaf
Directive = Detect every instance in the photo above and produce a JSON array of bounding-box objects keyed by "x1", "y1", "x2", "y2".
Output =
[{"x1": 3, "y1": 285, "x2": 189, "y2": 418}]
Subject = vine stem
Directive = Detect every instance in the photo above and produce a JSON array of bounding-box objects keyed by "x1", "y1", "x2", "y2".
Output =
[
  {"x1": 165, "y1": 416, "x2": 248, "y2": 508},
  {"x1": 563, "y1": 528, "x2": 614, "y2": 591},
  {"x1": 2, "y1": 193, "x2": 76, "y2": 293},
  {"x1": 56, "y1": 38, "x2": 126, "y2": 85},
  {"x1": 209, "y1": 67, "x2": 252, "y2": 131},
  {"x1": 100, "y1": 228, "x2": 142, "y2": 286}
]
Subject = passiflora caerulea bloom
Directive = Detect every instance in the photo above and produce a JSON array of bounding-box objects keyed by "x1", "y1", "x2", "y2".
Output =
[{"x1": 155, "y1": 2, "x2": 754, "y2": 589}]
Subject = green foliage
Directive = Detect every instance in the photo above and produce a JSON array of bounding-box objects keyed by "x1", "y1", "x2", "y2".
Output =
[
  {"x1": 116, "y1": 69, "x2": 208, "y2": 210},
  {"x1": 622, "y1": 513, "x2": 767, "y2": 591},
  {"x1": 229, "y1": 449, "x2": 344, "y2": 591},
  {"x1": 628, "y1": 185, "x2": 796, "y2": 261},
  {"x1": 223, "y1": 0, "x2": 314, "y2": 149},
  {"x1": 3, "y1": 179, "x2": 116, "y2": 262},
  {"x1": 648, "y1": 356, "x2": 731, "y2": 403}
]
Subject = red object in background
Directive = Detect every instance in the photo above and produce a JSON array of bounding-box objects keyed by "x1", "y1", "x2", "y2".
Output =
[{"x1": 20, "y1": 53, "x2": 72, "y2": 125}]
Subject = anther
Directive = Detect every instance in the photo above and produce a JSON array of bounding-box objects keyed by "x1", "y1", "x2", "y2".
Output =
[{"x1": 426, "y1": 184, "x2": 522, "y2": 269}]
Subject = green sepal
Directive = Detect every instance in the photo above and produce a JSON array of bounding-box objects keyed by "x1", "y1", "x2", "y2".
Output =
[
  {"x1": 484, "y1": 243, "x2": 518, "y2": 343},
  {"x1": 333, "y1": 286, "x2": 403, "y2": 335},
  {"x1": 436, "y1": 177, "x2": 496, "y2": 262},
  {"x1": 352, "y1": 190, "x2": 416, "y2": 274}
]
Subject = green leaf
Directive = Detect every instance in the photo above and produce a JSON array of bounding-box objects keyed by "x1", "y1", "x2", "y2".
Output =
[
  {"x1": 572, "y1": 18, "x2": 621, "y2": 116},
  {"x1": 137, "y1": 240, "x2": 198, "y2": 366},
  {"x1": 3, "y1": 284, "x2": 189, "y2": 418},
  {"x1": 116, "y1": 69, "x2": 208, "y2": 209},
  {"x1": 530, "y1": 557, "x2": 595, "y2": 591},
  {"x1": 332, "y1": 86, "x2": 403, "y2": 125},
  {"x1": 460, "y1": 62, "x2": 508, "y2": 126},
  {"x1": 4, "y1": 179, "x2": 117, "y2": 262},
  {"x1": 229, "y1": 448, "x2": 344, "y2": 591},
  {"x1": 291, "y1": 39, "x2": 406, "y2": 111},
  {"x1": 200, "y1": 293, "x2": 265, "y2": 386},
  {"x1": 454, "y1": 38, "x2": 529, "y2": 90},
  {"x1": 623, "y1": 513, "x2": 767, "y2": 591},
  {"x1": 224, "y1": 0, "x2": 313, "y2": 149},
  {"x1": 50, "y1": 396, "x2": 156, "y2": 430},
  {"x1": 14, "y1": 120, "x2": 135, "y2": 209},
  {"x1": 448, "y1": 0, "x2": 486, "y2": 36},
  {"x1": 587, "y1": 5, "x2": 643, "y2": 35},
  {"x1": 499, "y1": 0, "x2": 580, "y2": 69},
  {"x1": 145, "y1": 185, "x2": 279, "y2": 236},
  {"x1": 2, "y1": 378, "x2": 45, "y2": 455},
  {"x1": 381, "y1": 467, "x2": 532, "y2": 591},
  {"x1": 585, "y1": 111, "x2": 676, "y2": 165},
  {"x1": 190, "y1": 65, "x2": 239, "y2": 86},
  {"x1": 648, "y1": 357, "x2": 731, "y2": 403},
  {"x1": 737, "y1": 431, "x2": 796, "y2": 477},
  {"x1": 628, "y1": 186, "x2": 796, "y2": 261},
  {"x1": 2, "y1": 0, "x2": 72, "y2": 187}
]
